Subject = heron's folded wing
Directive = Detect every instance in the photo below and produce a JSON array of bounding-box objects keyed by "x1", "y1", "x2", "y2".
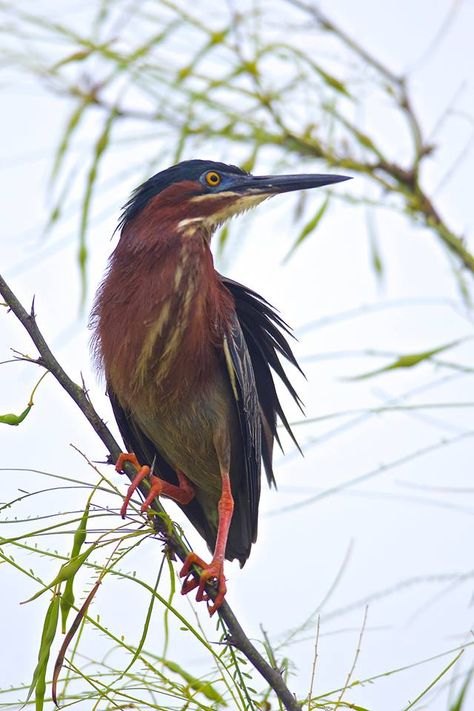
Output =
[
  {"x1": 223, "y1": 312, "x2": 261, "y2": 544},
  {"x1": 221, "y1": 276, "x2": 303, "y2": 485}
]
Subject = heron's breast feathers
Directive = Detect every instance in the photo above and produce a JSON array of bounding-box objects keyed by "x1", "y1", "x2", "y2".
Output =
[{"x1": 93, "y1": 232, "x2": 234, "y2": 408}]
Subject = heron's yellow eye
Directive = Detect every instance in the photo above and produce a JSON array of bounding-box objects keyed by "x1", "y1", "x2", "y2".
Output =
[{"x1": 205, "y1": 171, "x2": 221, "y2": 187}]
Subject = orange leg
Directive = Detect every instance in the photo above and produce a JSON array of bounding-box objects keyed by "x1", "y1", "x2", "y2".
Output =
[
  {"x1": 180, "y1": 470, "x2": 234, "y2": 616},
  {"x1": 116, "y1": 452, "x2": 194, "y2": 518}
]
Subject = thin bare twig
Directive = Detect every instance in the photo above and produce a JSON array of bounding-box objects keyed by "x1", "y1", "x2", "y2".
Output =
[
  {"x1": 307, "y1": 616, "x2": 320, "y2": 710},
  {"x1": 335, "y1": 605, "x2": 368, "y2": 708}
]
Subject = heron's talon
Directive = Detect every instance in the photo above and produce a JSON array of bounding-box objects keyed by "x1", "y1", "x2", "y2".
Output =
[
  {"x1": 116, "y1": 453, "x2": 151, "y2": 518},
  {"x1": 179, "y1": 552, "x2": 226, "y2": 615}
]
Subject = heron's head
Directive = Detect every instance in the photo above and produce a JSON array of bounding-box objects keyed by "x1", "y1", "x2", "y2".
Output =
[{"x1": 119, "y1": 159, "x2": 350, "y2": 236}]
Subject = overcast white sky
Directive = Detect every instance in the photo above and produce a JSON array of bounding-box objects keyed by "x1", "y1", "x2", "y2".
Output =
[{"x1": 1, "y1": 1, "x2": 474, "y2": 710}]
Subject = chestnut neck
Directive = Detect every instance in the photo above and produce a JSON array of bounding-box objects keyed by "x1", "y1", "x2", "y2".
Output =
[{"x1": 93, "y1": 190, "x2": 234, "y2": 409}]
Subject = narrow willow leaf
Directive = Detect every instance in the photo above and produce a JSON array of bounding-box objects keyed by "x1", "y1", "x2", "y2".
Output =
[
  {"x1": 209, "y1": 28, "x2": 230, "y2": 45},
  {"x1": 370, "y1": 236, "x2": 383, "y2": 277},
  {"x1": 366, "y1": 210, "x2": 384, "y2": 280},
  {"x1": 347, "y1": 339, "x2": 465, "y2": 381},
  {"x1": 240, "y1": 145, "x2": 260, "y2": 173},
  {"x1": 450, "y1": 670, "x2": 473, "y2": 711},
  {"x1": 45, "y1": 204, "x2": 61, "y2": 230},
  {"x1": 355, "y1": 130, "x2": 378, "y2": 152},
  {"x1": 403, "y1": 650, "x2": 463, "y2": 710},
  {"x1": 51, "y1": 48, "x2": 92, "y2": 72},
  {"x1": 50, "y1": 98, "x2": 92, "y2": 184},
  {"x1": 217, "y1": 224, "x2": 230, "y2": 257},
  {"x1": 177, "y1": 64, "x2": 192, "y2": 81},
  {"x1": 315, "y1": 66, "x2": 351, "y2": 97},
  {"x1": 174, "y1": 112, "x2": 191, "y2": 164},
  {"x1": 128, "y1": 22, "x2": 179, "y2": 62},
  {"x1": 0, "y1": 371, "x2": 48, "y2": 426},
  {"x1": 243, "y1": 60, "x2": 259, "y2": 77},
  {"x1": 176, "y1": 29, "x2": 229, "y2": 84},
  {"x1": 0, "y1": 405, "x2": 32, "y2": 426},
  {"x1": 22, "y1": 544, "x2": 95, "y2": 604},
  {"x1": 451, "y1": 261, "x2": 472, "y2": 309},
  {"x1": 283, "y1": 197, "x2": 329, "y2": 263},
  {"x1": 160, "y1": 659, "x2": 226, "y2": 704},
  {"x1": 60, "y1": 501, "x2": 90, "y2": 632},
  {"x1": 53, "y1": 581, "x2": 100, "y2": 706},
  {"x1": 24, "y1": 594, "x2": 60, "y2": 710},
  {"x1": 78, "y1": 108, "x2": 117, "y2": 304},
  {"x1": 71, "y1": 504, "x2": 89, "y2": 555}
]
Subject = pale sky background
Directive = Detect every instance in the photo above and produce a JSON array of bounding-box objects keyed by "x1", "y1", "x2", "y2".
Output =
[{"x1": 1, "y1": 1, "x2": 474, "y2": 710}]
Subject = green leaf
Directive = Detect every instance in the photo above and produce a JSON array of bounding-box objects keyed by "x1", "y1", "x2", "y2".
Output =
[
  {"x1": 50, "y1": 97, "x2": 92, "y2": 185},
  {"x1": 347, "y1": 339, "x2": 465, "y2": 381},
  {"x1": 283, "y1": 197, "x2": 330, "y2": 263},
  {"x1": 61, "y1": 501, "x2": 91, "y2": 632},
  {"x1": 450, "y1": 670, "x2": 473, "y2": 711},
  {"x1": 22, "y1": 544, "x2": 95, "y2": 604},
  {"x1": 209, "y1": 28, "x2": 230, "y2": 45},
  {"x1": 366, "y1": 211, "x2": 384, "y2": 280},
  {"x1": 24, "y1": 594, "x2": 60, "y2": 710},
  {"x1": 403, "y1": 650, "x2": 464, "y2": 710},
  {"x1": 177, "y1": 64, "x2": 192, "y2": 81},
  {"x1": 51, "y1": 48, "x2": 93, "y2": 71},
  {"x1": 357, "y1": 131, "x2": 378, "y2": 151},
  {"x1": 78, "y1": 108, "x2": 117, "y2": 305},
  {"x1": 53, "y1": 580, "x2": 101, "y2": 705},
  {"x1": 217, "y1": 224, "x2": 231, "y2": 257},
  {"x1": 0, "y1": 371, "x2": 48, "y2": 426},
  {"x1": 315, "y1": 66, "x2": 351, "y2": 96},
  {"x1": 0, "y1": 405, "x2": 32, "y2": 426},
  {"x1": 243, "y1": 60, "x2": 259, "y2": 77},
  {"x1": 240, "y1": 146, "x2": 259, "y2": 173},
  {"x1": 451, "y1": 261, "x2": 473, "y2": 309},
  {"x1": 160, "y1": 659, "x2": 226, "y2": 704},
  {"x1": 127, "y1": 23, "x2": 180, "y2": 62}
]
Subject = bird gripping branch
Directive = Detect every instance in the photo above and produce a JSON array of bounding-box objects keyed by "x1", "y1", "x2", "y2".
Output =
[{"x1": 91, "y1": 159, "x2": 349, "y2": 614}]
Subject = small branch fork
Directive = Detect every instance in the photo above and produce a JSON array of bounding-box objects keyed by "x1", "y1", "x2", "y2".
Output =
[{"x1": 0, "y1": 272, "x2": 302, "y2": 711}]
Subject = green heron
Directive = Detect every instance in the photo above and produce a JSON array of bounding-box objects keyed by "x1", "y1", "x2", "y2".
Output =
[{"x1": 91, "y1": 159, "x2": 349, "y2": 614}]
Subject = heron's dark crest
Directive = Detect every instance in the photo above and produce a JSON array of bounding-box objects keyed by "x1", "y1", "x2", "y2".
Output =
[{"x1": 118, "y1": 160, "x2": 249, "y2": 231}]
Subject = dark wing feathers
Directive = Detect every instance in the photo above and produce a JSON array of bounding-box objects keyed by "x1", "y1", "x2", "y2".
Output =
[
  {"x1": 223, "y1": 314, "x2": 261, "y2": 543},
  {"x1": 108, "y1": 275, "x2": 302, "y2": 564},
  {"x1": 221, "y1": 276, "x2": 304, "y2": 471}
]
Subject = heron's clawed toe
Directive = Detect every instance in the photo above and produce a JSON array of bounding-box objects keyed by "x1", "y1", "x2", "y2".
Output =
[{"x1": 179, "y1": 552, "x2": 227, "y2": 615}]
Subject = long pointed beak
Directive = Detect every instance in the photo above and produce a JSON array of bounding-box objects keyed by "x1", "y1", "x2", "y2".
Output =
[{"x1": 232, "y1": 172, "x2": 351, "y2": 195}]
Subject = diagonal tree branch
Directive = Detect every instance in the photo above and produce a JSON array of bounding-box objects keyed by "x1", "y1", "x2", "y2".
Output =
[{"x1": 0, "y1": 270, "x2": 302, "y2": 711}]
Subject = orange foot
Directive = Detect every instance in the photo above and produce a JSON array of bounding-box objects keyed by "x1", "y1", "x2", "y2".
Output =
[
  {"x1": 179, "y1": 552, "x2": 227, "y2": 616},
  {"x1": 115, "y1": 452, "x2": 194, "y2": 518}
]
